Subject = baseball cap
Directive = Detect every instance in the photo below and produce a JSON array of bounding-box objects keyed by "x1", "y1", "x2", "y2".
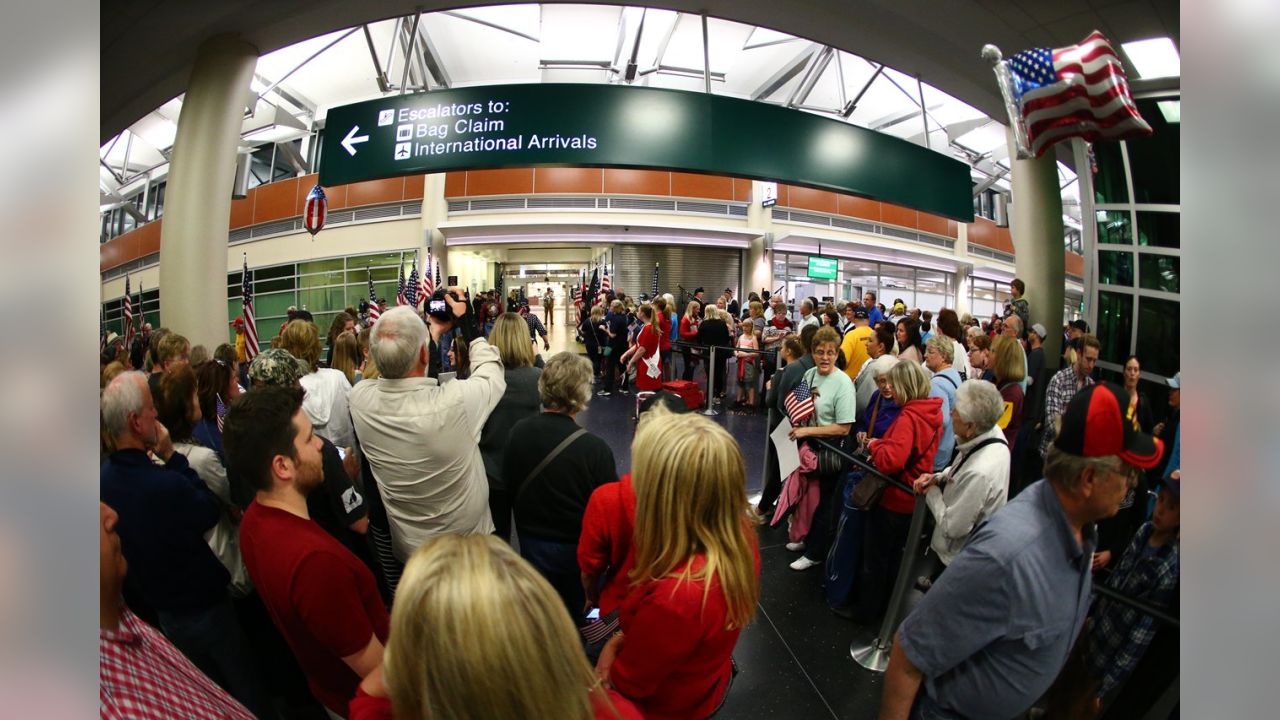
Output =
[
  {"x1": 248, "y1": 348, "x2": 309, "y2": 387},
  {"x1": 853, "y1": 307, "x2": 869, "y2": 319},
  {"x1": 1030, "y1": 322, "x2": 1047, "y2": 339},
  {"x1": 1166, "y1": 372, "x2": 1180, "y2": 389},
  {"x1": 1054, "y1": 382, "x2": 1164, "y2": 469}
]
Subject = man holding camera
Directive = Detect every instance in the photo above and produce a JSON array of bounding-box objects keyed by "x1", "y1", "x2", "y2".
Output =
[{"x1": 349, "y1": 289, "x2": 506, "y2": 562}]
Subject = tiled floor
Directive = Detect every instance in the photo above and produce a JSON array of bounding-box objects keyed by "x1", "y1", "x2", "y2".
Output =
[{"x1": 573, "y1": 339, "x2": 890, "y2": 720}]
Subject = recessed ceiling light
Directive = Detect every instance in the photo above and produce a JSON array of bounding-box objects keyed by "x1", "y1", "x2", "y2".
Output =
[
  {"x1": 1156, "y1": 100, "x2": 1180, "y2": 124},
  {"x1": 1121, "y1": 37, "x2": 1180, "y2": 79}
]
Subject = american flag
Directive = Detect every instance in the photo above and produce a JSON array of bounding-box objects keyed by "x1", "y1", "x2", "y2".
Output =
[
  {"x1": 601, "y1": 266, "x2": 611, "y2": 297},
  {"x1": 366, "y1": 269, "x2": 381, "y2": 326},
  {"x1": 784, "y1": 379, "x2": 816, "y2": 426},
  {"x1": 650, "y1": 262, "x2": 660, "y2": 298},
  {"x1": 434, "y1": 259, "x2": 442, "y2": 290},
  {"x1": 122, "y1": 275, "x2": 134, "y2": 349},
  {"x1": 241, "y1": 255, "x2": 260, "y2": 361},
  {"x1": 1006, "y1": 31, "x2": 1151, "y2": 158},
  {"x1": 422, "y1": 252, "x2": 434, "y2": 297},
  {"x1": 396, "y1": 253, "x2": 407, "y2": 306},
  {"x1": 215, "y1": 393, "x2": 227, "y2": 433},
  {"x1": 407, "y1": 256, "x2": 420, "y2": 308},
  {"x1": 495, "y1": 264, "x2": 504, "y2": 298},
  {"x1": 303, "y1": 185, "x2": 328, "y2": 236}
]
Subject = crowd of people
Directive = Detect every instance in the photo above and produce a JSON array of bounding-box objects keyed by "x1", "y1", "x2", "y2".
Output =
[{"x1": 98, "y1": 276, "x2": 1179, "y2": 719}]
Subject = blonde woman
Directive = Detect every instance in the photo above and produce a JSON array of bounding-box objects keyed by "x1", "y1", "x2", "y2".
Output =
[
  {"x1": 277, "y1": 319, "x2": 354, "y2": 447},
  {"x1": 697, "y1": 303, "x2": 733, "y2": 399},
  {"x1": 734, "y1": 317, "x2": 761, "y2": 408},
  {"x1": 479, "y1": 313, "x2": 544, "y2": 542},
  {"x1": 678, "y1": 300, "x2": 702, "y2": 381},
  {"x1": 595, "y1": 408, "x2": 760, "y2": 719},
  {"x1": 350, "y1": 535, "x2": 641, "y2": 720},
  {"x1": 990, "y1": 335, "x2": 1027, "y2": 445},
  {"x1": 330, "y1": 330, "x2": 362, "y2": 385}
]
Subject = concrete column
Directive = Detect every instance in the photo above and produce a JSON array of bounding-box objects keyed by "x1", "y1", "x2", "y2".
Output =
[
  {"x1": 953, "y1": 265, "x2": 972, "y2": 318},
  {"x1": 422, "y1": 173, "x2": 449, "y2": 285},
  {"x1": 743, "y1": 181, "x2": 775, "y2": 298},
  {"x1": 1007, "y1": 128, "x2": 1065, "y2": 361},
  {"x1": 159, "y1": 35, "x2": 257, "y2": 346}
]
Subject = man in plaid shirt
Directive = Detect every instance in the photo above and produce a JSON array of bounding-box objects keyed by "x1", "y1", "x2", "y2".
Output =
[
  {"x1": 519, "y1": 303, "x2": 551, "y2": 351},
  {"x1": 1087, "y1": 472, "x2": 1180, "y2": 701},
  {"x1": 99, "y1": 502, "x2": 254, "y2": 720},
  {"x1": 1039, "y1": 334, "x2": 1100, "y2": 458}
]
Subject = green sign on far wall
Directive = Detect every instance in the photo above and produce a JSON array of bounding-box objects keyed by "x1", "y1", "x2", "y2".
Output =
[
  {"x1": 320, "y1": 83, "x2": 973, "y2": 221},
  {"x1": 807, "y1": 256, "x2": 839, "y2": 280}
]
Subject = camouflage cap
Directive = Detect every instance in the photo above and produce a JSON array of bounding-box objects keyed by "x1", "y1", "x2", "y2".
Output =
[{"x1": 247, "y1": 348, "x2": 309, "y2": 387}]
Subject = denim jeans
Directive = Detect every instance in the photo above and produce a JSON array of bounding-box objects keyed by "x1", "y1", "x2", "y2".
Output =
[
  {"x1": 158, "y1": 597, "x2": 270, "y2": 717},
  {"x1": 519, "y1": 534, "x2": 586, "y2": 623}
]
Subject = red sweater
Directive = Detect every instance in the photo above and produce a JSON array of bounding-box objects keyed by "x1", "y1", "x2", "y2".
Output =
[
  {"x1": 679, "y1": 316, "x2": 700, "y2": 341},
  {"x1": 578, "y1": 475, "x2": 637, "y2": 615},
  {"x1": 610, "y1": 539, "x2": 760, "y2": 720},
  {"x1": 349, "y1": 686, "x2": 642, "y2": 719},
  {"x1": 869, "y1": 397, "x2": 944, "y2": 514},
  {"x1": 658, "y1": 313, "x2": 673, "y2": 351}
]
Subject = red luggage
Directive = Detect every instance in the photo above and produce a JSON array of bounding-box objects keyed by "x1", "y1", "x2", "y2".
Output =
[{"x1": 661, "y1": 380, "x2": 705, "y2": 410}]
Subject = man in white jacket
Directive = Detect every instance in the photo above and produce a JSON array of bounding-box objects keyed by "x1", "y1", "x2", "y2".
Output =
[
  {"x1": 913, "y1": 379, "x2": 1011, "y2": 567},
  {"x1": 349, "y1": 295, "x2": 506, "y2": 562}
]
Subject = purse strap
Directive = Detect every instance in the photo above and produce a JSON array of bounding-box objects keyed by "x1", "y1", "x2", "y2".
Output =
[
  {"x1": 949, "y1": 436, "x2": 1007, "y2": 476},
  {"x1": 866, "y1": 394, "x2": 883, "y2": 439},
  {"x1": 518, "y1": 428, "x2": 587, "y2": 506}
]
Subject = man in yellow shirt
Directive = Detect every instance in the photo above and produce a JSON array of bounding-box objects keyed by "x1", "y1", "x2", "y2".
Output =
[{"x1": 841, "y1": 304, "x2": 873, "y2": 381}]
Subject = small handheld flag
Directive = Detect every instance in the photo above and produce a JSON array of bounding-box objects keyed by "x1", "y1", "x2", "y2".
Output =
[{"x1": 784, "y1": 379, "x2": 816, "y2": 426}]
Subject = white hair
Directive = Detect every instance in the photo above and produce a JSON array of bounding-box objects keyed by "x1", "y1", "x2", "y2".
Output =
[
  {"x1": 663, "y1": 293, "x2": 675, "y2": 307},
  {"x1": 869, "y1": 354, "x2": 898, "y2": 379},
  {"x1": 102, "y1": 371, "x2": 148, "y2": 439},
  {"x1": 952, "y1": 379, "x2": 1005, "y2": 432},
  {"x1": 371, "y1": 306, "x2": 429, "y2": 379}
]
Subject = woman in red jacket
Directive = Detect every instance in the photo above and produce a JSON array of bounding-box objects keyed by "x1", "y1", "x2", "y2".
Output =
[
  {"x1": 349, "y1": 535, "x2": 640, "y2": 720},
  {"x1": 595, "y1": 407, "x2": 760, "y2": 719},
  {"x1": 621, "y1": 304, "x2": 664, "y2": 393},
  {"x1": 852, "y1": 359, "x2": 943, "y2": 624},
  {"x1": 678, "y1": 300, "x2": 702, "y2": 381}
]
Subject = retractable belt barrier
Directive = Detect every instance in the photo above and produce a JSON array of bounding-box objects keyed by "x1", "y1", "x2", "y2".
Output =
[
  {"x1": 803, "y1": 437, "x2": 925, "y2": 672},
  {"x1": 670, "y1": 341, "x2": 779, "y2": 416}
]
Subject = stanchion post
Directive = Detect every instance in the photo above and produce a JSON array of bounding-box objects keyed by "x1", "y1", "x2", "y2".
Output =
[
  {"x1": 850, "y1": 499, "x2": 930, "y2": 672},
  {"x1": 703, "y1": 345, "x2": 719, "y2": 416}
]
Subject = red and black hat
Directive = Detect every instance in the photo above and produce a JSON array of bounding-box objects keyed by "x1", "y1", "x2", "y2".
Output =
[{"x1": 1054, "y1": 382, "x2": 1164, "y2": 469}]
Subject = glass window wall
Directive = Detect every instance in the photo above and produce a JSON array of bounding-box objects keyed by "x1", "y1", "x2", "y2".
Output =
[{"x1": 771, "y1": 254, "x2": 954, "y2": 314}]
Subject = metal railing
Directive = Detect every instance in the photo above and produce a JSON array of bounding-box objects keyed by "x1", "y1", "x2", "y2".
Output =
[{"x1": 670, "y1": 340, "x2": 780, "y2": 416}]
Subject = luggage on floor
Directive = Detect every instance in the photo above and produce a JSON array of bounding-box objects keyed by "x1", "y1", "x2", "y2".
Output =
[
  {"x1": 662, "y1": 380, "x2": 705, "y2": 410},
  {"x1": 824, "y1": 471, "x2": 867, "y2": 610}
]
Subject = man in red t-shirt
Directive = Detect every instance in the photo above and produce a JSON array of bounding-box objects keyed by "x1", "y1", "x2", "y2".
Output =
[{"x1": 223, "y1": 385, "x2": 390, "y2": 717}]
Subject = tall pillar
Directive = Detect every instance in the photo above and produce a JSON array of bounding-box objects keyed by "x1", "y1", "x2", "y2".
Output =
[
  {"x1": 422, "y1": 173, "x2": 449, "y2": 286},
  {"x1": 743, "y1": 181, "x2": 775, "y2": 298},
  {"x1": 954, "y1": 265, "x2": 972, "y2": 318},
  {"x1": 159, "y1": 35, "x2": 257, "y2": 346},
  {"x1": 1007, "y1": 129, "x2": 1065, "y2": 362}
]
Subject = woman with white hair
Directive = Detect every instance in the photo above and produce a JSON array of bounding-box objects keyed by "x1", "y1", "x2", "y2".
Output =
[{"x1": 913, "y1": 379, "x2": 1011, "y2": 569}]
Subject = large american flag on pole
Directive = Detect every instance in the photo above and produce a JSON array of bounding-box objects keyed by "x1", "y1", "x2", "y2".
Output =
[
  {"x1": 396, "y1": 253, "x2": 407, "y2": 306},
  {"x1": 601, "y1": 266, "x2": 611, "y2": 296},
  {"x1": 422, "y1": 252, "x2": 434, "y2": 297},
  {"x1": 650, "y1": 262, "x2": 660, "y2": 298},
  {"x1": 366, "y1": 269, "x2": 381, "y2": 326},
  {"x1": 242, "y1": 255, "x2": 260, "y2": 361},
  {"x1": 123, "y1": 275, "x2": 134, "y2": 349},
  {"x1": 407, "y1": 256, "x2": 420, "y2": 308},
  {"x1": 784, "y1": 379, "x2": 816, "y2": 426},
  {"x1": 1007, "y1": 31, "x2": 1151, "y2": 158}
]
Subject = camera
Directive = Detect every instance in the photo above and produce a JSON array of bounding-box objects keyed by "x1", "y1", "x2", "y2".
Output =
[{"x1": 427, "y1": 288, "x2": 454, "y2": 321}]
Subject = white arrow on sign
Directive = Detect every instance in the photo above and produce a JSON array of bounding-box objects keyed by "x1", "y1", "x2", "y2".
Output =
[{"x1": 341, "y1": 125, "x2": 369, "y2": 156}]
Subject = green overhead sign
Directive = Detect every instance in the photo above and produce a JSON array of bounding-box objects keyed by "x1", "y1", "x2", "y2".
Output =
[
  {"x1": 808, "y1": 256, "x2": 839, "y2": 280},
  {"x1": 320, "y1": 83, "x2": 973, "y2": 221}
]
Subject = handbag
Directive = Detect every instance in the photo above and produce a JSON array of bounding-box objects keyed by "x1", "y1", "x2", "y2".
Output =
[{"x1": 850, "y1": 426, "x2": 940, "y2": 511}]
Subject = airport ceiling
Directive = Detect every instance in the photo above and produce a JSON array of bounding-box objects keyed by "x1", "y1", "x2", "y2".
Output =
[{"x1": 101, "y1": 0, "x2": 1177, "y2": 211}]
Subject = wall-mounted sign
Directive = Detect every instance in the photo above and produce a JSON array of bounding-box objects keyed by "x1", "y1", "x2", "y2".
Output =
[
  {"x1": 759, "y1": 181, "x2": 778, "y2": 208},
  {"x1": 320, "y1": 84, "x2": 972, "y2": 221},
  {"x1": 807, "y1": 256, "x2": 839, "y2": 280}
]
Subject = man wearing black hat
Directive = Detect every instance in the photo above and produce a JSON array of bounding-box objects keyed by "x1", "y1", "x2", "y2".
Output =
[
  {"x1": 693, "y1": 287, "x2": 705, "y2": 305},
  {"x1": 881, "y1": 382, "x2": 1164, "y2": 720},
  {"x1": 724, "y1": 288, "x2": 739, "y2": 319},
  {"x1": 840, "y1": 303, "x2": 873, "y2": 383}
]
